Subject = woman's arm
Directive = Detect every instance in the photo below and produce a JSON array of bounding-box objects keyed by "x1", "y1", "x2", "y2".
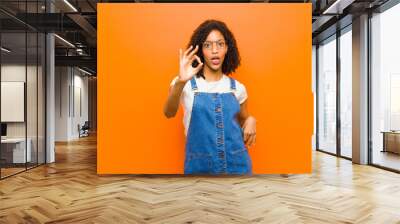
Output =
[
  {"x1": 238, "y1": 100, "x2": 256, "y2": 147},
  {"x1": 163, "y1": 79, "x2": 186, "y2": 118},
  {"x1": 163, "y1": 45, "x2": 203, "y2": 118}
]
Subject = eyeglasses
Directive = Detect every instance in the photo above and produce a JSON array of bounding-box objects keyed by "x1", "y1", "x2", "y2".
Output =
[{"x1": 202, "y1": 40, "x2": 226, "y2": 50}]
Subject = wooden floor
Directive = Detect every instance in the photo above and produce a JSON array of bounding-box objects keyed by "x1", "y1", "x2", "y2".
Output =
[
  {"x1": 372, "y1": 150, "x2": 400, "y2": 171},
  {"x1": 0, "y1": 167, "x2": 26, "y2": 178},
  {"x1": 1, "y1": 135, "x2": 400, "y2": 223}
]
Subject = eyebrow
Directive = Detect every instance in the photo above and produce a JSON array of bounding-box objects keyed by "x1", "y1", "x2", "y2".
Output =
[{"x1": 204, "y1": 39, "x2": 225, "y2": 42}]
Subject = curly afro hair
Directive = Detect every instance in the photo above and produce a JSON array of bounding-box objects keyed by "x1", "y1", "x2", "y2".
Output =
[{"x1": 187, "y1": 19, "x2": 241, "y2": 78}]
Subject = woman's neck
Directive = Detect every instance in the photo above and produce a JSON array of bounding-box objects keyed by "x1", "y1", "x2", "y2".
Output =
[{"x1": 203, "y1": 66, "x2": 223, "y2": 82}]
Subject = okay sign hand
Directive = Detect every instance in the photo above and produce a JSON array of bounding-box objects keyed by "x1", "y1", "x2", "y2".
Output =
[{"x1": 178, "y1": 45, "x2": 203, "y2": 83}]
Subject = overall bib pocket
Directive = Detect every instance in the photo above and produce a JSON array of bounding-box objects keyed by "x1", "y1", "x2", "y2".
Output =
[
  {"x1": 228, "y1": 148, "x2": 252, "y2": 174},
  {"x1": 184, "y1": 151, "x2": 213, "y2": 174}
]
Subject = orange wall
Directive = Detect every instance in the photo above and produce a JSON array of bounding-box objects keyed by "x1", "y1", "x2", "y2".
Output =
[{"x1": 98, "y1": 3, "x2": 313, "y2": 174}]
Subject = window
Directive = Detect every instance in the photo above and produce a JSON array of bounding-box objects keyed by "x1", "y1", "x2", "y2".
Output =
[
  {"x1": 0, "y1": 1, "x2": 46, "y2": 179},
  {"x1": 317, "y1": 35, "x2": 337, "y2": 154},
  {"x1": 339, "y1": 27, "x2": 352, "y2": 158},
  {"x1": 370, "y1": 3, "x2": 400, "y2": 171}
]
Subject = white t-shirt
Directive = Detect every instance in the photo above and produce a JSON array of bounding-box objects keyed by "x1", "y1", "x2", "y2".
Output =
[{"x1": 170, "y1": 74, "x2": 248, "y2": 136}]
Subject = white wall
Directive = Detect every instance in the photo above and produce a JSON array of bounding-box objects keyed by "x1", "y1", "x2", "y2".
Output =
[
  {"x1": 55, "y1": 67, "x2": 89, "y2": 141},
  {"x1": 55, "y1": 66, "x2": 69, "y2": 141},
  {"x1": 312, "y1": 45, "x2": 316, "y2": 151},
  {"x1": 1, "y1": 82, "x2": 25, "y2": 122},
  {"x1": 1, "y1": 64, "x2": 39, "y2": 137},
  {"x1": 72, "y1": 72, "x2": 89, "y2": 138},
  {"x1": 1, "y1": 65, "x2": 26, "y2": 133}
]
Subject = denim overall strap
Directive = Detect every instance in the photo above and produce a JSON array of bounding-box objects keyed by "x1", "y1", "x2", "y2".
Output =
[
  {"x1": 229, "y1": 77, "x2": 236, "y2": 91},
  {"x1": 190, "y1": 77, "x2": 198, "y2": 91}
]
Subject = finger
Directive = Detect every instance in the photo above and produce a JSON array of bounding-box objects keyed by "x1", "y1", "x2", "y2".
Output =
[
  {"x1": 188, "y1": 54, "x2": 196, "y2": 64},
  {"x1": 243, "y1": 132, "x2": 250, "y2": 144},
  {"x1": 246, "y1": 134, "x2": 253, "y2": 146},
  {"x1": 187, "y1": 45, "x2": 199, "y2": 59},
  {"x1": 184, "y1": 45, "x2": 193, "y2": 57},
  {"x1": 248, "y1": 134, "x2": 256, "y2": 147},
  {"x1": 195, "y1": 55, "x2": 202, "y2": 64},
  {"x1": 193, "y1": 62, "x2": 203, "y2": 73},
  {"x1": 190, "y1": 55, "x2": 202, "y2": 66},
  {"x1": 194, "y1": 62, "x2": 203, "y2": 73}
]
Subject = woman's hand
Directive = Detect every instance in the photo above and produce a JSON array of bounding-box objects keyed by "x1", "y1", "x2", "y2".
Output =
[
  {"x1": 178, "y1": 45, "x2": 203, "y2": 83},
  {"x1": 242, "y1": 116, "x2": 256, "y2": 147},
  {"x1": 163, "y1": 45, "x2": 203, "y2": 118}
]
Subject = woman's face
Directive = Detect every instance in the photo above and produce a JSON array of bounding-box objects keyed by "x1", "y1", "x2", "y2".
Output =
[{"x1": 201, "y1": 29, "x2": 228, "y2": 72}]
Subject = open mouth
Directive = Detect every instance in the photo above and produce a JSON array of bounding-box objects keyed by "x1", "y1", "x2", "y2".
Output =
[{"x1": 211, "y1": 57, "x2": 220, "y2": 65}]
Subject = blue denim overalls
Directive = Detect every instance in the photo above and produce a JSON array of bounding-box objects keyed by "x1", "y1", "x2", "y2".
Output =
[{"x1": 184, "y1": 76, "x2": 253, "y2": 175}]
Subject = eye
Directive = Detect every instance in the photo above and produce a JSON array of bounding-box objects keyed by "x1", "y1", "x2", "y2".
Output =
[
  {"x1": 218, "y1": 42, "x2": 225, "y2": 48},
  {"x1": 203, "y1": 42, "x2": 211, "y2": 48}
]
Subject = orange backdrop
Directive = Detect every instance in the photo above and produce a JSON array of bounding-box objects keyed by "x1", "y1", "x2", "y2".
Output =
[{"x1": 97, "y1": 3, "x2": 313, "y2": 174}]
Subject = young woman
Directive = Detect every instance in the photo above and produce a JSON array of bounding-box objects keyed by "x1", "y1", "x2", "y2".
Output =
[{"x1": 163, "y1": 19, "x2": 256, "y2": 175}]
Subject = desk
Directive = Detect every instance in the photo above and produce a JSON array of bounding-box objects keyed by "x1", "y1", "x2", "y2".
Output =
[
  {"x1": 1, "y1": 138, "x2": 31, "y2": 164},
  {"x1": 381, "y1": 131, "x2": 400, "y2": 154}
]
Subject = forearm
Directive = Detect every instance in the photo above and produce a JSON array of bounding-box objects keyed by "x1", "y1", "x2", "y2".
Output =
[
  {"x1": 241, "y1": 114, "x2": 257, "y2": 147},
  {"x1": 238, "y1": 101, "x2": 250, "y2": 127},
  {"x1": 239, "y1": 114, "x2": 248, "y2": 127},
  {"x1": 163, "y1": 80, "x2": 186, "y2": 118},
  {"x1": 240, "y1": 114, "x2": 255, "y2": 127}
]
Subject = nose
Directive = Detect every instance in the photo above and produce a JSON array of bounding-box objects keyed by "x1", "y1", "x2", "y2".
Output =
[{"x1": 211, "y1": 42, "x2": 218, "y2": 53}]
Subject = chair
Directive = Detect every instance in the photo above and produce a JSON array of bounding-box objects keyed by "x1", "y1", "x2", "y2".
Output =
[{"x1": 78, "y1": 121, "x2": 90, "y2": 138}]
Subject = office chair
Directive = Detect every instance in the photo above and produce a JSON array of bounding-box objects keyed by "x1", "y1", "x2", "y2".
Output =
[{"x1": 79, "y1": 121, "x2": 90, "y2": 138}]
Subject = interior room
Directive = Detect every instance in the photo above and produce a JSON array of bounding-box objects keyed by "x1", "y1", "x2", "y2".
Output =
[{"x1": 0, "y1": 0, "x2": 399, "y2": 223}]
